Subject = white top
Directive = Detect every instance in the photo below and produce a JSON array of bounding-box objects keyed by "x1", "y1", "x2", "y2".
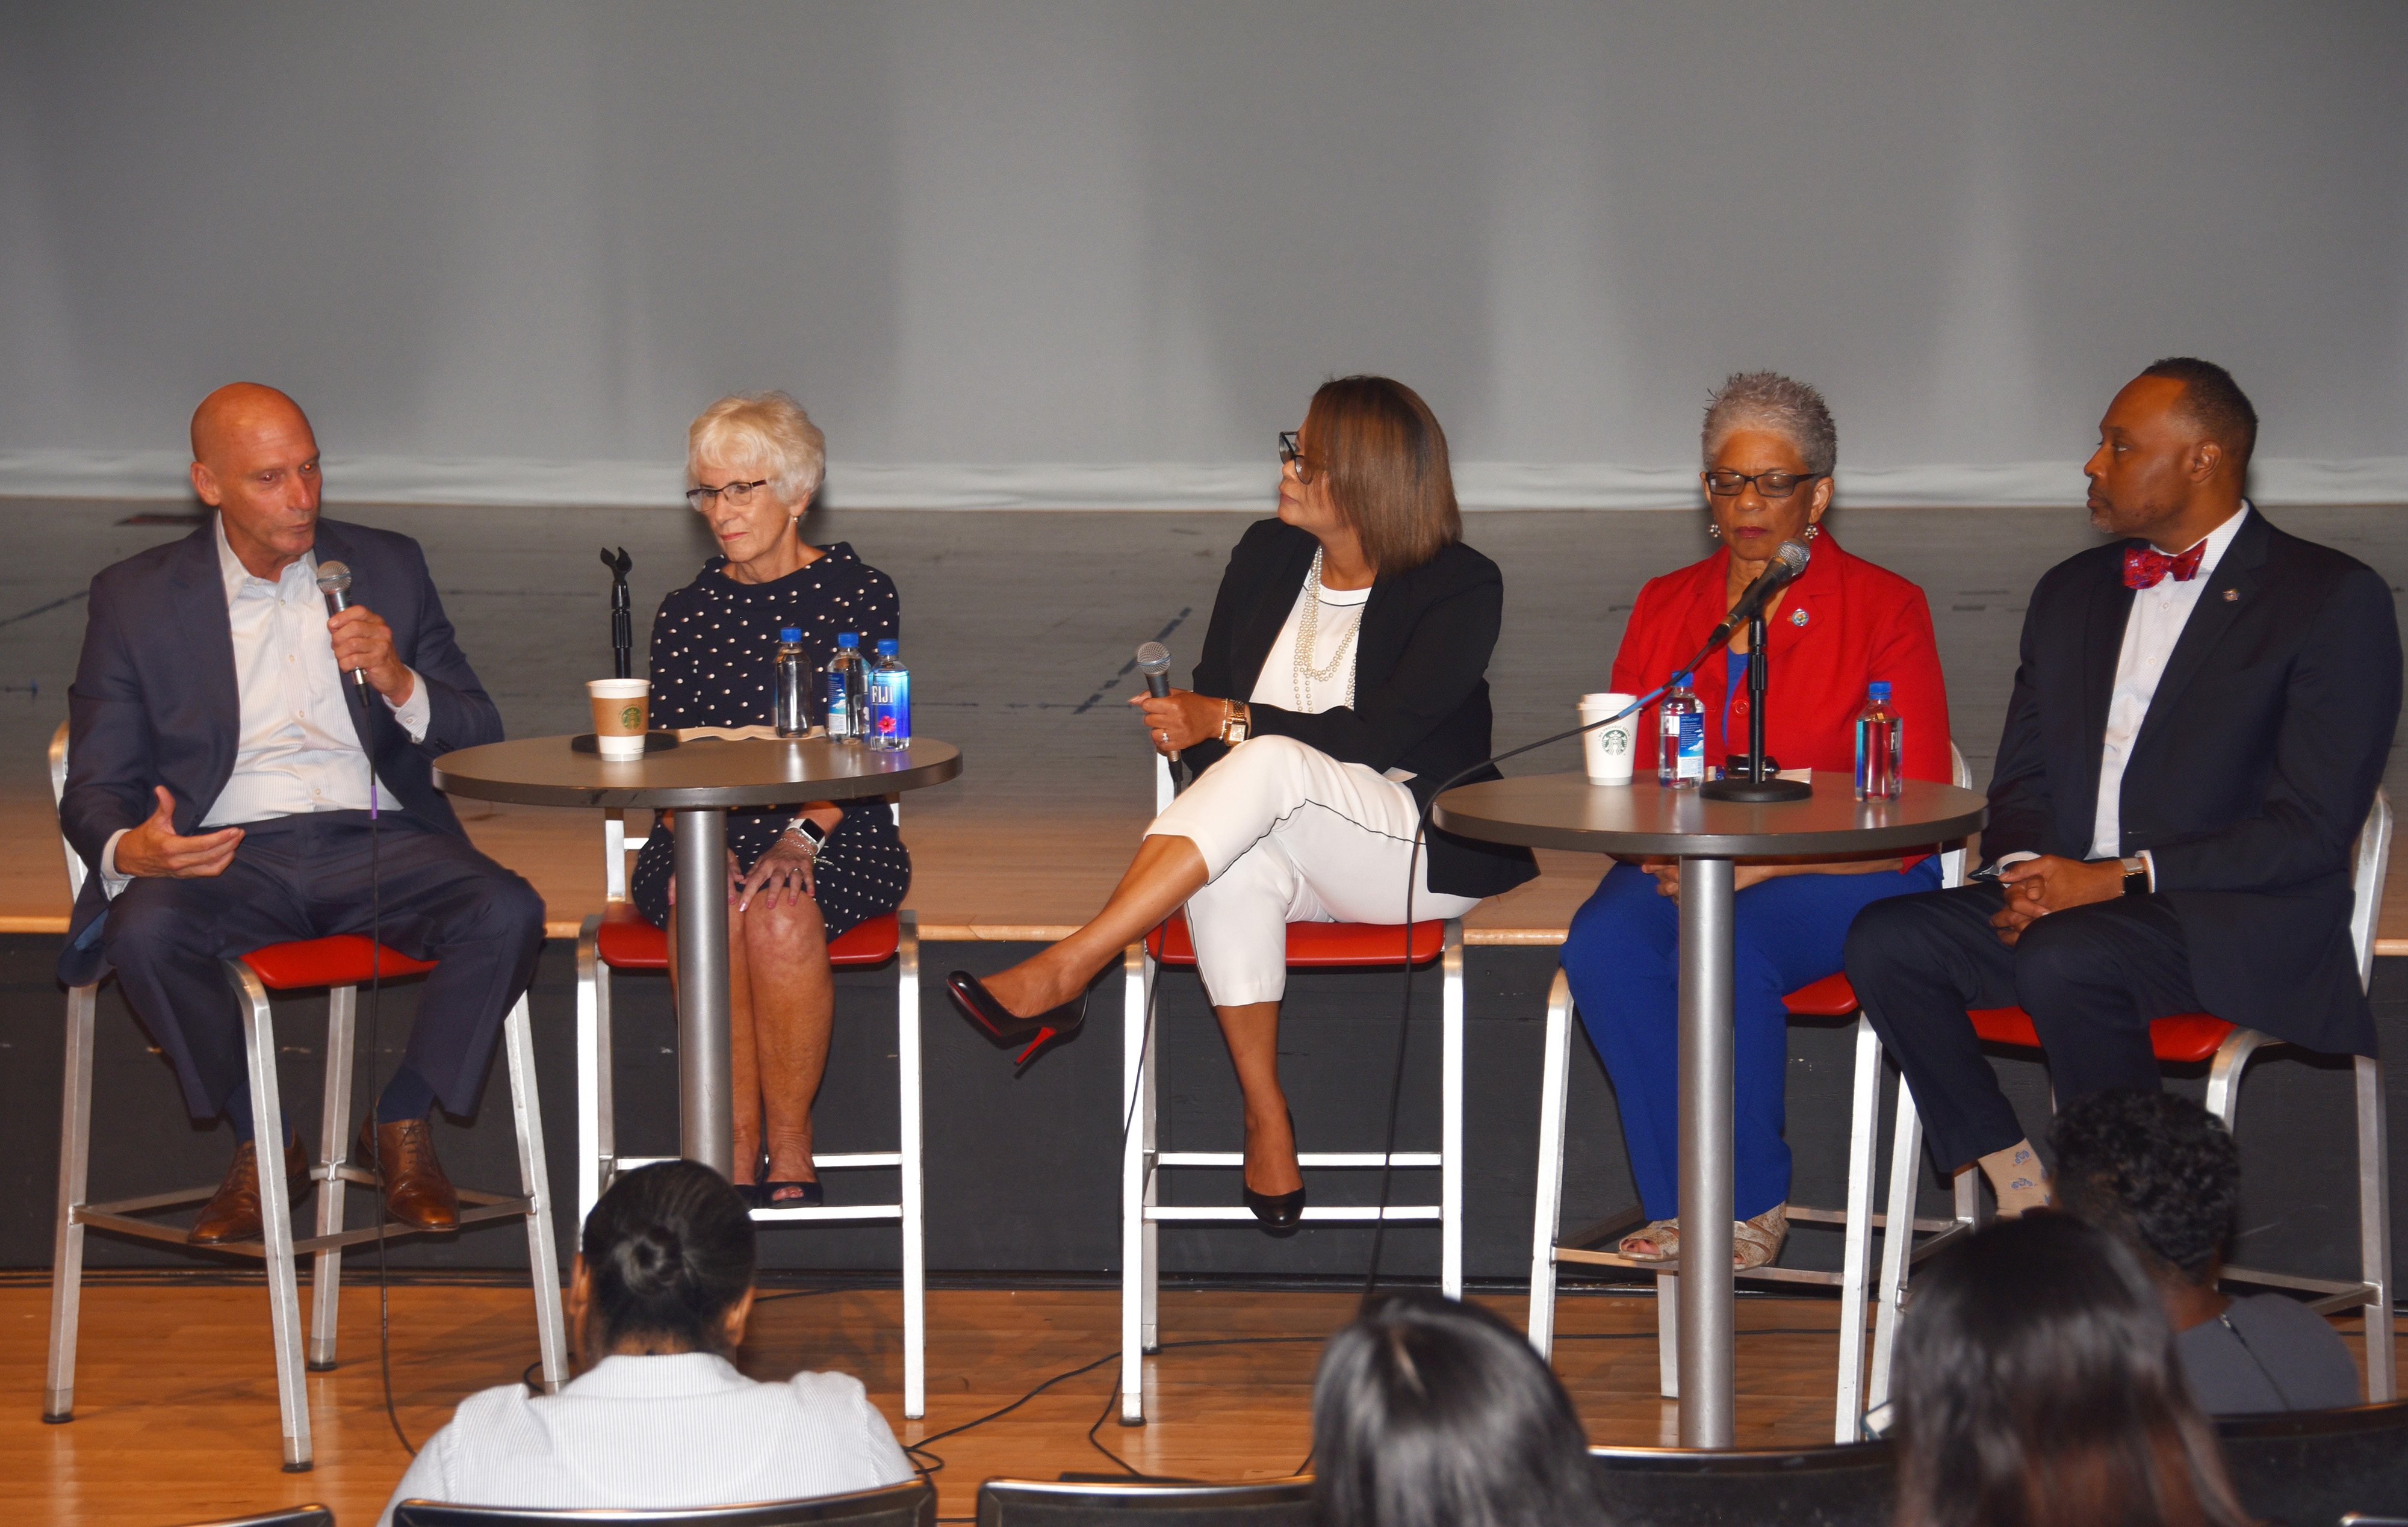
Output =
[
  {"x1": 379, "y1": 1352, "x2": 916, "y2": 1526},
  {"x1": 1249, "y1": 576, "x2": 1371, "y2": 716},
  {"x1": 101, "y1": 518, "x2": 430, "y2": 894},
  {"x1": 2088, "y1": 503, "x2": 2250, "y2": 864}
]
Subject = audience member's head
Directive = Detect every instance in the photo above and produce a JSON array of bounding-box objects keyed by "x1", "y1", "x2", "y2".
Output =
[
  {"x1": 571, "y1": 1160, "x2": 757, "y2": 1363},
  {"x1": 1891, "y1": 1216, "x2": 2246, "y2": 1527},
  {"x1": 1311, "y1": 1292, "x2": 1609, "y2": 1527},
  {"x1": 2050, "y1": 1089, "x2": 2238, "y2": 1304}
]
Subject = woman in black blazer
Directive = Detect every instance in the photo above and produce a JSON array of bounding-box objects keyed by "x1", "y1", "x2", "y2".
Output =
[{"x1": 949, "y1": 377, "x2": 1535, "y2": 1230}]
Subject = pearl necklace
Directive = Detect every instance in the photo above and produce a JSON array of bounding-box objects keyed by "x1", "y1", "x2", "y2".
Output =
[{"x1": 1292, "y1": 547, "x2": 1365, "y2": 711}]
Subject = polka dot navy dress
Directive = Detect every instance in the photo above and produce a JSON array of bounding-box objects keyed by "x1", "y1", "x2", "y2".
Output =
[{"x1": 629, "y1": 543, "x2": 910, "y2": 937}]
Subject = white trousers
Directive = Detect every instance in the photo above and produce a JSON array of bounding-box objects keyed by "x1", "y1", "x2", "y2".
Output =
[{"x1": 1145, "y1": 735, "x2": 1480, "y2": 1006}]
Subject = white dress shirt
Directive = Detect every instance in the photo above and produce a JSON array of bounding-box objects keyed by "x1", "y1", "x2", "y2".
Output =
[
  {"x1": 2087, "y1": 503, "x2": 2250, "y2": 870},
  {"x1": 378, "y1": 1352, "x2": 917, "y2": 1526},
  {"x1": 99, "y1": 519, "x2": 429, "y2": 894}
]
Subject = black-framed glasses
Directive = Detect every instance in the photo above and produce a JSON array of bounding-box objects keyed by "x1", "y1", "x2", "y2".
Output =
[
  {"x1": 1278, "y1": 431, "x2": 1315, "y2": 485},
  {"x1": 1704, "y1": 469, "x2": 1823, "y2": 499},
  {"x1": 685, "y1": 478, "x2": 769, "y2": 509}
]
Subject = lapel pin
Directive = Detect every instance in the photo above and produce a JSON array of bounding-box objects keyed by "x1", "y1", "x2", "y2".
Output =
[
  {"x1": 2222, "y1": 589, "x2": 2238, "y2": 602},
  {"x1": 1790, "y1": 608, "x2": 1810, "y2": 627}
]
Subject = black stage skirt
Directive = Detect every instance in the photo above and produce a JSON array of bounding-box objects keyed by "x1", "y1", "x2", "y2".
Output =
[{"x1": 629, "y1": 802, "x2": 910, "y2": 939}]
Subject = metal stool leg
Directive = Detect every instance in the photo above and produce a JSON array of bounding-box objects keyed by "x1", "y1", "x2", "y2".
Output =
[
  {"x1": 1525, "y1": 972, "x2": 1574, "y2": 1358},
  {"x1": 576, "y1": 914, "x2": 615, "y2": 1227},
  {"x1": 44, "y1": 982, "x2": 98, "y2": 1423},
  {"x1": 501, "y1": 994, "x2": 569, "y2": 1392},
  {"x1": 1120, "y1": 942, "x2": 1153, "y2": 1425},
  {"x1": 897, "y1": 912, "x2": 926, "y2": 1420},
  {"x1": 1867, "y1": 1078, "x2": 1925, "y2": 1414},
  {"x1": 2356, "y1": 1054, "x2": 2395, "y2": 1401},
  {"x1": 306, "y1": 983, "x2": 357, "y2": 1371},
  {"x1": 1440, "y1": 920, "x2": 1465, "y2": 1299},
  {"x1": 1656, "y1": 1274, "x2": 1680, "y2": 1398},
  {"x1": 227, "y1": 959, "x2": 312, "y2": 1470},
  {"x1": 1833, "y1": 1015, "x2": 1883, "y2": 1442}
]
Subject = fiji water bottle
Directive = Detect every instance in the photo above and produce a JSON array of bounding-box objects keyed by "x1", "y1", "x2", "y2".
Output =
[
  {"x1": 1855, "y1": 681, "x2": 1903, "y2": 801},
  {"x1": 868, "y1": 638, "x2": 910, "y2": 751},
  {"x1": 774, "y1": 627, "x2": 809, "y2": 737},
  {"x1": 1659, "y1": 672, "x2": 1705, "y2": 790},
  {"x1": 825, "y1": 631, "x2": 866, "y2": 740}
]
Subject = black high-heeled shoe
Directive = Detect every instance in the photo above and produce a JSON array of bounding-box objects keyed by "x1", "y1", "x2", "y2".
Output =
[
  {"x1": 760, "y1": 1179, "x2": 825, "y2": 1209},
  {"x1": 1243, "y1": 1109, "x2": 1306, "y2": 1237},
  {"x1": 945, "y1": 971, "x2": 1090, "y2": 1065}
]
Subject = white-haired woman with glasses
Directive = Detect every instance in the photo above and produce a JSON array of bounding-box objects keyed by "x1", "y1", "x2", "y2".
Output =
[
  {"x1": 944, "y1": 376, "x2": 1536, "y2": 1233},
  {"x1": 1556, "y1": 372, "x2": 1951, "y2": 1269},
  {"x1": 629, "y1": 392, "x2": 910, "y2": 1208}
]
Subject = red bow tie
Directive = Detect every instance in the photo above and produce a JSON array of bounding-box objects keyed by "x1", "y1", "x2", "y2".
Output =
[{"x1": 2124, "y1": 540, "x2": 2206, "y2": 590}]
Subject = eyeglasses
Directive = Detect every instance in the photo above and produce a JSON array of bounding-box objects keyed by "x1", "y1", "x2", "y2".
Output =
[
  {"x1": 1704, "y1": 469, "x2": 1824, "y2": 499},
  {"x1": 685, "y1": 478, "x2": 769, "y2": 509},
  {"x1": 1279, "y1": 431, "x2": 1317, "y2": 485}
]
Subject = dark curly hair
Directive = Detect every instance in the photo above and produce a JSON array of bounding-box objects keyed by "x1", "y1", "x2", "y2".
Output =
[
  {"x1": 1311, "y1": 1292, "x2": 1609, "y2": 1527},
  {"x1": 2048, "y1": 1088, "x2": 2238, "y2": 1284},
  {"x1": 580, "y1": 1159, "x2": 756, "y2": 1357}
]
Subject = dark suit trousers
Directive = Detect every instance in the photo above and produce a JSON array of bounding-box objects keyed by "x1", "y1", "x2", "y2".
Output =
[
  {"x1": 1843, "y1": 884, "x2": 2200, "y2": 1168},
  {"x1": 101, "y1": 810, "x2": 544, "y2": 1122}
]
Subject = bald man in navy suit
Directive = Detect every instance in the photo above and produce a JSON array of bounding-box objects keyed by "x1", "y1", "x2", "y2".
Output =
[
  {"x1": 1845, "y1": 359, "x2": 2400, "y2": 1215},
  {"x1": 59, "y1": 383, "x2": 542, "y2": 1245}
]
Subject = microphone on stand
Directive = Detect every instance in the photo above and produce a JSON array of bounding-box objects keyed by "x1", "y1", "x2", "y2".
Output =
[
  {"x1": 1693, "y1": 537, "x2": 1816, "y2": 804},
  {"x1": 1136, "y1": 642, "x2": 1179, "y2": 763},
  {"x1": 315, "y1": 560, "x2": 368, "y2": 689},
  {"x1": 1697, "y1": 537, "x2": 1812, "y2": 657}
]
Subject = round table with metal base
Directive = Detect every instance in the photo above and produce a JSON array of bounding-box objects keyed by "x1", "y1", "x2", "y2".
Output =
[
  {"x1": 1434, "y1": 770, "x2": 1985, "y2": 1447},
  {"x1": 433, "y1": 735, "x2": 961, "y2": 1176}
]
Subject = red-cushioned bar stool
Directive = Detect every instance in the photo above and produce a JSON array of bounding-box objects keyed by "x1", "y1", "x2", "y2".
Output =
[
  {"x1": 42, "y1": 723, "x2": 569, "y2": 1471},
  {"x1": 1527, "y1": 744, "x2": 1981, "y2": 1442},
  {"x1": 1863, "y1": 786, "x2": 2395, "y2": 1408},
  {"x1": 574, "y1": 802, "x2": 923, "y2": 1417},
  {"x1": 1118, "y1": 756, "x2": 1465, "y2": 1424}
]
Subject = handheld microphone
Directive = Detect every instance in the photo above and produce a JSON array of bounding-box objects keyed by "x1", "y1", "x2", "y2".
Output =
[
  {"x1": 1136, "y1": 641, "x2": 1179, "y2": 762},
  {"x1": 1699, "y1": 537, "x2": 1811, "y2": 654},
  {"x1": 315, "y1": 560, "x2": 368, "y2": 689}
]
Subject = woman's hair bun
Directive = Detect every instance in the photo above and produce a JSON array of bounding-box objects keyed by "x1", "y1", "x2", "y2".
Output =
[{"x1": 581, "y1": 1160, "x2": 755, "y2": 1357}]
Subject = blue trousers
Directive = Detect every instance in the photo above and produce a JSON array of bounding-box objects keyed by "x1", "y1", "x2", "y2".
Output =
[{"x1": 1558, "y1": 856, "x2": 1943, "y2": 1222}]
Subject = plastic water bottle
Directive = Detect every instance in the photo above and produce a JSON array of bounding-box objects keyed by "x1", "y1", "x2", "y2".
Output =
[
  {"x1": 1855, "y1": 681, "x2": 1903, "y2": 801},
  {"x1": 1659, "y1": 672, "x2": 1705, "y2": 789},
  {"x1": 868, "y1": 638, "x2": 910, "y2": 751},
  {"x1": 774, "y1": 627, "x2": 809, "y2": 737},
  {"x1": 825, "y1": 632, "x2": 866, "y2": 740}
]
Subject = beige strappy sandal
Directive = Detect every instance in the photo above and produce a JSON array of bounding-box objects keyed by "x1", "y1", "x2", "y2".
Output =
[{"x1": 1617, "y1": 1204, "x2": 1790, "y2": 1270}]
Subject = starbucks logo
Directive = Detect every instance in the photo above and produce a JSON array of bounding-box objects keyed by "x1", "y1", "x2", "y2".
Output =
[
  {"x1": 618, "y1": 704, "x2": 644, "y2": 729},
  {"x1": 1603, "y1": 729, "x2": 1630, "y2": 755}
]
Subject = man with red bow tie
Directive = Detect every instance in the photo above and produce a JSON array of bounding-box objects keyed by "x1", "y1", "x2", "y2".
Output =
[{"x1": 1845, "y1": 359, "x2": 2400, "y2": 1215}]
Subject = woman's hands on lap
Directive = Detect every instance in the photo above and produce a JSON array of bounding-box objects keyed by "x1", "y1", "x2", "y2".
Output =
[
  {"x1": 739, "y1": 838, "x2": 815, "y2": 912},
  {"x1": 1129, "y1": 687, "x2": 1227, "y2": 756}
]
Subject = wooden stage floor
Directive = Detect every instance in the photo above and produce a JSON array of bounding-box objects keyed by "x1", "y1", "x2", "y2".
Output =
[{"x1": 6, "y1": 1276, "x2": 2399, "y2": 1525}]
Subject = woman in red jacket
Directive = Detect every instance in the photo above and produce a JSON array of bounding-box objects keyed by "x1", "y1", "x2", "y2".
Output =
[{"x1": 1560, "y1": 373, "x2": 1951, "y2": 1270}]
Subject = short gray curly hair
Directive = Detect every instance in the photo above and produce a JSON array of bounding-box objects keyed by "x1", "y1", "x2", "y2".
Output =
[{"x1": 1701, "y1": 372, "x2": 1837, "y2": 477}]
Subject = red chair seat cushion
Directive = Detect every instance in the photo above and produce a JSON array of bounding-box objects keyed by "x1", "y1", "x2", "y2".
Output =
[
  {"x1": 1146, "y1": 911, "x2": 1447, "y2": 968},
  {"x1": 1970, "y1": 1005, "x2": 2239, "y2": 1065},
  {"x1": 597, "y1": 902, "x2": 899, "y2": 970},
  {"x1": 240, "y1": 935, "x2": 437, "y2": 990},
  {"x1": 1782, "y1": 972, "x2": 1860, "y2": 1017}
]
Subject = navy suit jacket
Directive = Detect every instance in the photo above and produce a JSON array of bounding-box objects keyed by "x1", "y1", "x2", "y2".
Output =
[
  {"x1": 58, "y1": 516, "x2": 504, "y2": 984},
  {"x1": 1985, "y1": 508, "x2": 2401, "y2": 1056}
]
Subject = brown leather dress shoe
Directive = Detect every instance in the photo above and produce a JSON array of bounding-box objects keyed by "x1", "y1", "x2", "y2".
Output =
[
  {"x1": 359, "y1": 1116, "x2": 459, "y2": 1231},
  {"x1": 190, "y1": 1135, "x2": 309, "y2": 1245}
]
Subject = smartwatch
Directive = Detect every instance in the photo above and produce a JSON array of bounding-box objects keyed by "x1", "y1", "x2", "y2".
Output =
[
  {"x1": 2120, "y1": 855, "x2": 2150, "y2": 897},
  {"x1": 785, "y1": 816, "x2": 829, "y2": 857}
]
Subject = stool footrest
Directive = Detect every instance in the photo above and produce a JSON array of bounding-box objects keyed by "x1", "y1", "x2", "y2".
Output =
[
  {"x1": 750, "y1": 1206, "x2": 905, "y2": 1223},
  {"x1": 612, "y1": 1151, "x2": 904, "y2": 1174},
  {"x1": 1553, "y1": 1244, "x2": 1840, "y2": 1285},
  {"x1": 1146, "y1": 1205, "x2": 1441, "y2": 1222},
  {"x1": 2219, "y1": 1261, "x2": 2379, "y2": 1306},
  {"x1": 1154, "y1": 1150, "x2": 1441, "y2": 1169}
]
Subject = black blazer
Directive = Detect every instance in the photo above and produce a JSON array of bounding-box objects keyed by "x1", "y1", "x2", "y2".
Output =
[
  {"x1": 58, "y1": 517, "x2": 504, "y2": 983},
  {"x1": 1986, "y1": 507, "x2": 2400, "y2": 1056},
  {"x1": 1178, "y1": 518, "x2": 1538, "y2": 900}
]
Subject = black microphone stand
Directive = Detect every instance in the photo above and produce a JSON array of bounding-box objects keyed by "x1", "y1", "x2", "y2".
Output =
[
  {"x1": 1699, "y1": 608, "x2": 1811, "y2": 803},
  {"x1": 601, "y1": 546, "x2": 633, "y2": 679}
]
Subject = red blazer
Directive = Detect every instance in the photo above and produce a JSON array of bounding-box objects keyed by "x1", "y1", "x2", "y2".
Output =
[{"x1": 1610, "y1": 531, "x2": 1952, "y2": 786}]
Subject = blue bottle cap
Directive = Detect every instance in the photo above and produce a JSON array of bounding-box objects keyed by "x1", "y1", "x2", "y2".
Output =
[
  {"x1": 875, "y1": 639, "x2": 899, "y2": 656},
  {"x1": 1672, "y1": 671, "x2": 1691, "y2": 687},
  {"x1": 837, "y1": 632, "x2": 859, "y2": 646},
  {"x1": 780, "y1": 627, "x2": 802, "y2": 643},
  {"x1": 1869, "y1": 681, "x2": 1891, "y2": 700}
]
